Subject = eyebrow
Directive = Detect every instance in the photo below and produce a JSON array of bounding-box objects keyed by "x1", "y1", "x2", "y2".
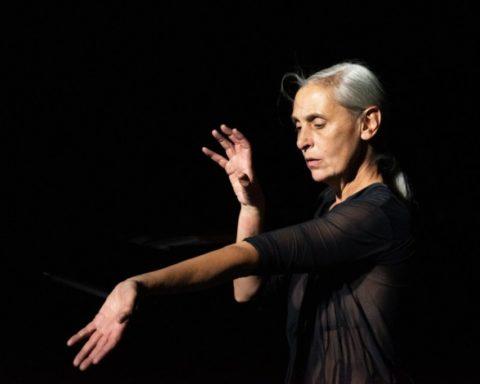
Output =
[{"x1": 290, "y1": 113, "x2": 328, "y2": 123}]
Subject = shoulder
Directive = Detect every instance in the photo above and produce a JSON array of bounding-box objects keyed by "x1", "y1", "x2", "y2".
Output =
[
  {"x1": 353, "y1": 184, "x2": 413, "y2": 242},
  {"x1": 315, "y1": 183, "x2": 412, "y2": 241}
]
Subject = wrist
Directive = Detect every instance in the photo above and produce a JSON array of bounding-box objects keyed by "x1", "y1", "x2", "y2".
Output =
[
  {"x1": 124, "y1": 277, "x2": 148, "y2": 298},
  {"x1": 240, "y1": 202, "x2": 265, "y2": 215},
  {"x1": 241, "y1": 182, "x2": 265, "y2": 210}
]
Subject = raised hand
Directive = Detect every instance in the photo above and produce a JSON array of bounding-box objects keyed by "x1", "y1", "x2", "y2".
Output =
[
  {"x1": 202, "y1": 124, "x2": 265, "y2": 208},
  {"x1": 66, "y1": 280, "x2": 139, "y2": 371}
]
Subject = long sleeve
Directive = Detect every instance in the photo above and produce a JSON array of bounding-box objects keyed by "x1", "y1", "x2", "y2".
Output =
[
  {"x1": 243, "y1": 183, "x2": 416, "y2": 384},
  {"x1": 244, "y1": 200, "x2": 394, "y2": 274}
]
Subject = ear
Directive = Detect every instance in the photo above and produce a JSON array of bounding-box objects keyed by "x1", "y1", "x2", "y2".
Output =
[{"x1": 359, "y1": 106, "x2": 382, "y2": 141}]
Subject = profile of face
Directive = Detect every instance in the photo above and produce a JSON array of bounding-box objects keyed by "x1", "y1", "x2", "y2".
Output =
[{"x1": 291, "y1": 83, "x2": 381, "y2": 184}]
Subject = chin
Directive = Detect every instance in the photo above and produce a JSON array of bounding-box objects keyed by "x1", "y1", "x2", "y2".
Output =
[
  {"x1": 310, "y1": 170, "x2": 329, "y2": 183},
  {"x1": 310, "y1": 167, "x2": 338, "y2": 184}
]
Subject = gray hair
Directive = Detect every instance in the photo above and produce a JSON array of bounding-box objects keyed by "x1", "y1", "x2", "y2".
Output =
[
  {"x1": 283, "y1": 62, "x2": 385, "y2": 118},
  {"x1": 281, "y1": 61, "x2": 415, "y2": 206}
]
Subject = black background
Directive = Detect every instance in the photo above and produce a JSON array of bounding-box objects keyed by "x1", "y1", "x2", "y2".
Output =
[{"x1": 6, "y1": 1, "x2": 478, "y2": 383}]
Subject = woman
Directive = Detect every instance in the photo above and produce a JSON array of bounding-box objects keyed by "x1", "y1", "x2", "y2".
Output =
[{"x1": 67, "y1": 62, "x2": 416, "y2": 383}]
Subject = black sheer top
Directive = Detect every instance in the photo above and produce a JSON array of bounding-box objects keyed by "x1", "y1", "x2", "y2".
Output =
[{"x1": 244, "y1": 182, "x2": 415, "y2": 384}]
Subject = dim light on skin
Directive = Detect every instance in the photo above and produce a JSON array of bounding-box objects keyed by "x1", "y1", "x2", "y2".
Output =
[
  {"x1": 291, "y1": 82, "x2": 384, "y2": 203},
  {"x1": 66, "y1": 82, "x2": 387, "y2": 372}
]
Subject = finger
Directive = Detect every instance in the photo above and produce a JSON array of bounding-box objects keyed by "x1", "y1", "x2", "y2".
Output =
[
  {"x1": 211, "y1": 129, "x2": 235, "y2": 154},
  {"x1": 89, "y1": 333, "x2": 110, "y2": 365},
  {"x1": 230, "y1": 128, "x2": 251, "y2": 149},
  {"x1": 73, "y1": 331, "x2": 102, "y2": 368},
  {"x1": 220, "y1": 124, "x2": 247, "y2": 146},
  {"x1": 80, "y1": 334, "x2": 109, "y2": 370},
  {"x1": 67, "y1": 322, "x2": 96, "y2": 347},
  {"x1": 90, "y1": 334, "x2": 118, "y2": 366},
  {"x1": 220, "y1": 124, "x2": 241, "y2": 143},
  {"x1": 201, "y1": 146, "x2": 228, "y2": 168},
  {"x1": 219, "y1": 124, "x2": 233, "y2": 133}
]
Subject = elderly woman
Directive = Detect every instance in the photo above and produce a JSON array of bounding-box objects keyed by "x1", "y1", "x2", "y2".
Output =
[{"x1": 67, "y1": 62, "x2": 416, "y2": 384}]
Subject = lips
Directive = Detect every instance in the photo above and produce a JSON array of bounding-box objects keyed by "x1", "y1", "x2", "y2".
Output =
[{"x1": 306, "y1": 159, "x2": 322, "y2": 168}]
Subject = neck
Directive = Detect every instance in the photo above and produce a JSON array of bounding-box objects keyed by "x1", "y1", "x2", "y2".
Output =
[{"x1": 327, "y1": 146, "x2": 383, "y2": 205}]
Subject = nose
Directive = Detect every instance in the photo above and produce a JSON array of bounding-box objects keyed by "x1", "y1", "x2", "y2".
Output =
[{"x1": 296, "y1": 127, "x2": 313, "y2": 152}]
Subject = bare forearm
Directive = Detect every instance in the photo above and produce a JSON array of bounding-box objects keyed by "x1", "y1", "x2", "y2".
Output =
[
  {"x1": 127, "y1": 242, "x2": 259, "y2": 297},
  {"x1": 234, "y1": 201, "x2": 265, "y2": 301},
  {"x1": 236, "y1": 205, "x2": 265, "y2": 242}
]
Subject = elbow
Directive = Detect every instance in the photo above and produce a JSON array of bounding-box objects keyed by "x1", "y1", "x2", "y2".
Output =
[
  {"x1": 234, "y1": 292, "x2": 253, "y2": 303},
  {"x1": 233, "y1": 284, "x2": 260, "y2": 303}
]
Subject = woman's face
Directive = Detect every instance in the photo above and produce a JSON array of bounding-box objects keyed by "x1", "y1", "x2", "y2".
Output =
[{"x1": 291, "y1": 83, "x2": 365, "y2": 184}]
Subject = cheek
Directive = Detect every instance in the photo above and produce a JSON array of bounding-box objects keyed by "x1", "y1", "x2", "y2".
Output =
[{"x1": 320, "y1": 135, "x2": 355, "y2": 171}]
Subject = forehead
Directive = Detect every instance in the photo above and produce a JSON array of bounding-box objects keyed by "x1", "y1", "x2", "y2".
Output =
[{"x1": 291, "y1": 83, "x2": 339, "y2": 119}]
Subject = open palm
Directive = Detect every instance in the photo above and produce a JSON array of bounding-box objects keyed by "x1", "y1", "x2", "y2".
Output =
[
  {"x1": 202, "y1": 124, "x2": 264, "y2": 207},
  {"x1": 66, "y1": 280, "x2": 139, "y2": 371}
]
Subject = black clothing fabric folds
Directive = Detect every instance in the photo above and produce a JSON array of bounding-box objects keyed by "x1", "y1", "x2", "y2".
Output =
[{"x1": 244, "y1": 182, "x2": 415, "y2": 384}]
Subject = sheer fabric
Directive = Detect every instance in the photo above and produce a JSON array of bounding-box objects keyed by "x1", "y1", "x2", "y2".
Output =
[{"x1": 244, "y1": 183, "x2": 415, "y2": 384}]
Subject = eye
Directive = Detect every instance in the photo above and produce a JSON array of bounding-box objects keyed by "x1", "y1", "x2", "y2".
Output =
[{"x1": 314, "y1": 124, "x2": 325, "y2": 129}]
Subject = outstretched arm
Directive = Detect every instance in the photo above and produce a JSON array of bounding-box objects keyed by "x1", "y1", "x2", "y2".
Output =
[
  {"x1": 127, "y1": 241, "x2": 260, "y2": 296},
  {"x1": 66, "y1": 241, "x2": 260, "y2": 371}
]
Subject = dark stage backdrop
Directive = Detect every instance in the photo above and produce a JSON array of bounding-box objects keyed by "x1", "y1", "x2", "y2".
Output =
[{"x1": 6, "y1": 1, "x2": 477, "y2": 383}]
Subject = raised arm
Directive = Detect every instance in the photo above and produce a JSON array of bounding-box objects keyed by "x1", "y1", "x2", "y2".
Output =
[
  {"x1": 201, "y1": 123, "x2": 266, "y2": 302},
  {"x1": 233, "y1": 203, "x2": 265, "y2": 302}
]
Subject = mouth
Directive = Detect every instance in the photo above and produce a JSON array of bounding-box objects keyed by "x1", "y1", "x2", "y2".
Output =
[{"x1": 306, "y1": 159, "x2": 322, "y2": 168}]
